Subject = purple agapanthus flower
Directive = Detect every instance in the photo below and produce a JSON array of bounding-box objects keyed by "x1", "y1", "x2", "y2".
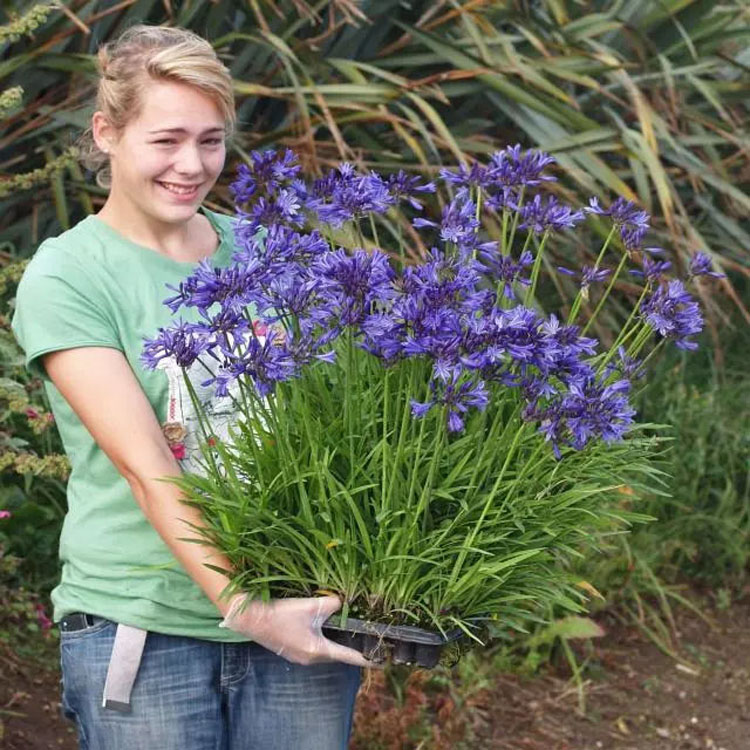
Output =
[
  {"x1": 163, "y1": 259, "x2": 262, "y2": 314},
  {"x1": 145, "y1": 148, "x2": 708, "y2": 454},
  {"x1": 585, "y1": 197, "x2": 650, "y2": 252},
  {"x1": 688, "y1": 252, "x2": 725, "y2": 279},
  {"x1": 641, "y1": 279, "x2": 704, "y2": 350},
  {"x1": 517, "y1": 195, "x2": 585, "y2": 234},
  {"x1": 607, "y1": 346, "x2": 645, "y2": 381},
  {"x1": 558, "y1": 265, "x2": 611, "y2": 298},
  {"x1": 141, "y1": 320, "x2": 214, "y2": 370},
  {"x1": 411, "y1": 368, "x2": 489, "y2": 432},
  {"x1": 489, "y1": 144, "x2": 557, "y2": 189},
  {"x1": 386, "y1": 171, "x2": 436, "y2": 210},
  {"x1": 236, "y1": 188, "x2": 303, "y2": 234},
  {"x1": 439, "y1": 162, "x2": 493, "y2": 190},
  {"x1": 629, "y1": 255, "x2": 672, "y2": 282},
  {"x1": 440, "y1": 189, "x2": 480, "y2": 248},
  {"x1": 230, "y1": 148, "x2": 301, "y2": 205},
  {"x1": 525, "y1": 374, "x2": 635, "y2": 457},
  {"x1": 563, "y1": 377, "x2": 636, "y2": 449},
  {"x1": 481, "y1": 145, "x2": 557, "y2": 213},
  {"x1": 313, "y1": 248, "x2": 395, "y2": 326},
  {"x1": 481, "y1": 248, "x2": 534, "y2": 299},
  {"x1": 202, "y1": 329, "x2": 297, "y2": 398},
  {"x1": 308, "y1": 166, "x2": 394, "y2": 227}
]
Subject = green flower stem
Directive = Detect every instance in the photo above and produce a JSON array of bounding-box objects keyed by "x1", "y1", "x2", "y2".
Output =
[
  {"x1": 628, "y1": 323, "x2": 655, "y2": 359},
  {"x1": 506, "y1": 186, "x2": 526, "y2": 255},
  {"x1": 181, "y1": 368, "x2": 220, "y2": 476},
  {"x1": 597, "y1": 284, "x2": 650, "y2": 374},
  {"x1": 355, "y1": 221, "x2": 367, "y2": 250},
  {"x1": 274, "y1": 385, "x2": 314, "y2": 524},
  {"x1": 498, "y1": 440, "x2": 545, "y2": 513},
  {"x1": 346, "y1": 329, "x2": 356, "y2": 482},
  {"x1": 593, "y1": 323, "x2": 641, "y2": 377},
  {"x1": 230, "y1": 378, "x2": 267, "y2": 496},
  {"x1": 637, "y1": 338, "x2": 666, "y2": 372},
  {"x1": 405, "y1": 394, "x2": 430, "y2": 510},
  {"x1": 473, "y1": 187, "x2": 484, "y2": 261},
  {"x1": 501, "y1": 208, "x2": 509, "y2": 255},
  {"x1": 621, "y1": 322, "x2": 651, "y2": 361},
  {"x1": 369, "y1": 214, "x2": 381, "y2": 248},
  {"x1": 581, "y1": 251, "x2": 628, "y2": 336},
  {"x1": 611, "y1": 284, "x2": 649, "y2": 351},
  {"x1": 498, "y1": 230, "x2": 535, "y2": 305},
  {"x1": 568, "y1": 225, "x2": 617, "y2": 325},
  {"x1": 524, "y1": 230, "x2": 548, "y2": 305},
  {"x1": 381, "y1": 368, "x2": 390, "y2": 516}
]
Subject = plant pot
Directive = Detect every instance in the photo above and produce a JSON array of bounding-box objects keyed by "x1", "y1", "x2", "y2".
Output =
[{"x1": 323, "y1": 615, "x2": 464, "y2": 668}]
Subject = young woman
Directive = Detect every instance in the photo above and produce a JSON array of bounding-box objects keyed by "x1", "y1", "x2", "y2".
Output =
[{"x1": 12, "y1": 24, "x2": 370, "y2": 750}]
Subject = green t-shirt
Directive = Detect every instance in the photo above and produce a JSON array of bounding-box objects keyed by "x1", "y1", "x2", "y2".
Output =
[{"x1": 11, "y1": 206, "x2": 252, "y2": 642}]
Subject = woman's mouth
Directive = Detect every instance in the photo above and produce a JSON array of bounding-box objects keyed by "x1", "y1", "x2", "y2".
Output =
[{"x1": 156, "y1": 181, "x2": 201, "y2": 201}]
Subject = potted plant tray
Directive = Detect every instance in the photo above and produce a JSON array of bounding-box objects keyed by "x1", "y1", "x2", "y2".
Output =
[{"x1": 323, "y1": 615, "x2": 465, "y2": 668}]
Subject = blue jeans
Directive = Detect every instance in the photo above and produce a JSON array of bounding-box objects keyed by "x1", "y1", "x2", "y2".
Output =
[{"x1": 59, "y1": 617, "x2": 361, "y2": 749}]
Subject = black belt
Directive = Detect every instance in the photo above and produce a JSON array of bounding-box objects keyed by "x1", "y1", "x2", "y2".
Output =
[{"x1": 58, "y1": 612, "x2": 107, "y2": 632}]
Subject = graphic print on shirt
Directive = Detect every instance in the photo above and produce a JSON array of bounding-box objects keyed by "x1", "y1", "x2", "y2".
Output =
[
  {"x1": 156, "y1": 355, "x2": 242, "y2": 476},
  {"x1": 156, "y1": 322, "x2": 273, "y2": 477}
]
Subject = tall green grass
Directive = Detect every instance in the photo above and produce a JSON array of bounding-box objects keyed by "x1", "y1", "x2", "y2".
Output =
[{"x1": 578, "y1": 308, "x2": 750, "y2": 655}]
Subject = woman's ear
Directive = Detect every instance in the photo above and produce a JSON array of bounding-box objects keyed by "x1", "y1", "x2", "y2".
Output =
[{"x1": 92, "y1": 111, "x2": 116, "y2": 155}]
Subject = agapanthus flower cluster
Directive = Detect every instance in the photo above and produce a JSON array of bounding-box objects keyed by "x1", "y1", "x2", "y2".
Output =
[
  {"x1": 688, "y1": 251, "x2": 725, "y2": 280},
  {"x1": 641, "y1": 279, "x2": 704, "y2": 350},
  {"x1": 558, "y1": 265, "x2": 611, "y2": 299},
  {"x1": 143, "y1": 147, "x2": 717, "y2": 457},
  {"x1": 586, "y1": 196, "x2": 650, "y2": 252},
  {"x1": 517, "y1": 195, "x2": 585, "y2": 234},
  {"x1": 439, "y1": 143, "x2": 557, "y2": 212}
]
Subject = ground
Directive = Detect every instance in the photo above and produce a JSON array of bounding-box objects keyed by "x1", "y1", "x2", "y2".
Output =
[{"x1": 2, "y1": 588, "x2": 750, "y2": 750}]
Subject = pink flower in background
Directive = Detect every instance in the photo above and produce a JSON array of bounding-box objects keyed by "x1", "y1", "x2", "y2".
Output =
[
  {"x1": 35, "y1": 603, "x2": 53, "y2": 631},
  {"x1": 0, "y1": 510, "x2": 11, "y2": 520},
  {"x1": 24, "y1": 407, "x2": 40, "y2": 419}
]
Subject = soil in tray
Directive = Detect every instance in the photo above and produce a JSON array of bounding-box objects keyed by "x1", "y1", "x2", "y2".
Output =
[{"x1": 323, "y1": 616, "x2": 464, "y2": 668}]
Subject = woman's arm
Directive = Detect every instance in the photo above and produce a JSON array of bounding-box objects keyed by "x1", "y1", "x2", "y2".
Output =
[
  {"x1": 44, "y1": 346, "x2": 238, "y2": 616},
  {"x1": 44, "y1": 346, "x2": 372, "y2": 667}
]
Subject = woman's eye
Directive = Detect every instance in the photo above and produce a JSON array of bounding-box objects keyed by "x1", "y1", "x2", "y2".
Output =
[{"x1": 152, "y1": 139, "x2": 222, "y2": 145}]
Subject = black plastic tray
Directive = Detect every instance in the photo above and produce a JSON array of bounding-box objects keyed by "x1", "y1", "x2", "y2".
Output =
[{"x1": 323, "y1": 615, "x2": 464, "y2": 668}]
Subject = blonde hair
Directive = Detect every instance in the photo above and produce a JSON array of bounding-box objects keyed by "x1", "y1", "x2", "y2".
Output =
[{"x1": 76, "y1": 24, "x2": 235, "y2": 189}]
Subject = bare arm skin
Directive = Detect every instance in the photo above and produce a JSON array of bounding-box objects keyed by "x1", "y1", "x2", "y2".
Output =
[{"x1": 44, "y1": 347, "x2": 237, "y2": 616}]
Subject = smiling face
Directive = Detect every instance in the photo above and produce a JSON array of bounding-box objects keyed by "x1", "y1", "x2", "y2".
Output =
[{"x1": 94, "y1": 78, "x2": 227, "y2": 226}]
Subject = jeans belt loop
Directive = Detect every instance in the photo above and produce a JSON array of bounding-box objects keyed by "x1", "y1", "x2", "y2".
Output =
[{"x1": 101, "y1": 623, "x2": 148, "y2": 713}]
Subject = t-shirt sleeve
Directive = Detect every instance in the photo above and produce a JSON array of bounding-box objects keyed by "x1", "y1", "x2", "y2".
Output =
[{"x1": 10, "y1": 241, "x2": 123, "y2": 380}]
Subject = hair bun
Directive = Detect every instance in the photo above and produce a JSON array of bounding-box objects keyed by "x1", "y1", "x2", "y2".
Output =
[{"x1": 97, "y1": 46, "x2": 113, "y2": 78}]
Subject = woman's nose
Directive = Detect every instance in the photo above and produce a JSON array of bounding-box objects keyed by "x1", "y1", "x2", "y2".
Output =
[{"x1": 174, "y1": 143, "x2": 204, "y2": 175}]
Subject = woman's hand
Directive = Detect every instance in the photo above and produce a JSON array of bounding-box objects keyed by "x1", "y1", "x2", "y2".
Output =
[{"x1": 219, "y1": 593, "x2": 374, "y2": 668}]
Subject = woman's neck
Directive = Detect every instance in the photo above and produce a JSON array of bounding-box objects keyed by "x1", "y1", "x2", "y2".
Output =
[{"x1": 94, "y1": 196, "x2": 217, "y2": 263}]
